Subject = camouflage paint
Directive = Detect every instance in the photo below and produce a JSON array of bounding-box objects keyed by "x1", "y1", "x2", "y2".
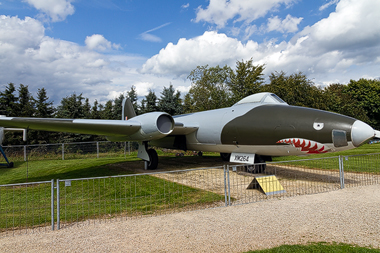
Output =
[{"x1": 221, "y1": 104, "x2": 356, "y2": 146}]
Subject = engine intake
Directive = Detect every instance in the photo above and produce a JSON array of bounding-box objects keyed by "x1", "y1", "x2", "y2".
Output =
[{"x1": 126, "y1": 112, "x2": 174, "y2": 141}]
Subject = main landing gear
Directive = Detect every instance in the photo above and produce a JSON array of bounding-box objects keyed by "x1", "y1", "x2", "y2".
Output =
[{"x1": 138, "y1": 142, "x2": 158, "y2": 170}]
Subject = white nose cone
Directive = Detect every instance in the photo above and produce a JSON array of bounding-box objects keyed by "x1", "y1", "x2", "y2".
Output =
[{"x1": 351, "y1": 120, "x2": 375, "y2": 147}]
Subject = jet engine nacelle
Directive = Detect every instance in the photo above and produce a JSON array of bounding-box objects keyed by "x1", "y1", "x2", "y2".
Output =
[{"x1": 106, "y1": 112, "x2": 174, "y2": 142}]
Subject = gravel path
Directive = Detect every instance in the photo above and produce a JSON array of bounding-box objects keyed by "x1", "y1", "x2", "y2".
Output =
[{"x1": 1, "y1": 184, "x2": 379, "y2": 252}]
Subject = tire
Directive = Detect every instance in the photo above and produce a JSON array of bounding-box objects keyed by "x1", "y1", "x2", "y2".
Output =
[
  {"x1": 147, "y1": 149, "x2": 158, "y2": 170},
  {"x1": 220, "y1": 153, "x2": 231, "y2": 161},
  {"x1": 245, "y1": 155, "x2": 266, "y2": 174}
]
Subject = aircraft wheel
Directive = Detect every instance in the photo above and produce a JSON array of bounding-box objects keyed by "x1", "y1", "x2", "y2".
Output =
[
  {"x1": 220, "y1": 153, "x2": 231, "y2": 161},
  {"x1": 147, "y1": 148, "x2": 158, "y2": 170},
  {"x1": 245, "y1": 155, "x2": 266, "y2": 174}
]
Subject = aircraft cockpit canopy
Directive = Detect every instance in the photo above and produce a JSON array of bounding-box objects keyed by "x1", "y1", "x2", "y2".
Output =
[{"x1": 235, "y1": 92, "x2": 287, "y2": 105}]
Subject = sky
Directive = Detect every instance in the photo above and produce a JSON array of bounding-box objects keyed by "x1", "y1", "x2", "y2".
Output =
[{"x1": 0, "y1": 0, "x2": 379, "y2": 105}]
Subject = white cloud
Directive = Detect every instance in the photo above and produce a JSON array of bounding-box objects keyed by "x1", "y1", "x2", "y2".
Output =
[
  {"x1": 139, "y1": 33, "x2": 162, "y2": 43},
  {"x1": 181, "y1": 3, "x2": 190, "y2": 9},
  {"x1": 267, "y1": 14, "x2": 303, "y2": 33},
  {"x1": 85, "y1": 34, "x2": 120, "y2": 51},
  {"x1": 0, "y1": 15, "x2": 182, "y2": 105},
  {"x1": 134, "y1": 82, "x2": 154, "y2": 97},
  {"x1": 142, "y1": 0, "x2": 380, "y2": 87},
  {"x1": 141, "y1": 31, "x2": 260, "y2": 77},
  {"x1": 319, "y1": 0, "x2": 339, "y2": 11},
  {"x1": 23, "y1": 0, "x2": 75, "y2": 22},
  {"x1": 194, "y1": 0, "x2": 296, "y2": 28}
]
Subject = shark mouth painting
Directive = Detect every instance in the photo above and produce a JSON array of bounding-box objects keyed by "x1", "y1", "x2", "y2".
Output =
[{"x1": 277, "y1": 138, "x2": 330, "y2": 154}]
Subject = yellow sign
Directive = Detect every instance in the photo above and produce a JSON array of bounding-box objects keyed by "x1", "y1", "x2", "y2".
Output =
[{"x1": 248, "y1": 175, "x2": 285, "y2": 196}]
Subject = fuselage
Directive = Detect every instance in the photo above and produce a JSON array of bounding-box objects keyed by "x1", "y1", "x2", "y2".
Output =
[{"x1": 152, "y1": 93, "x2": 374, "y2": 157}]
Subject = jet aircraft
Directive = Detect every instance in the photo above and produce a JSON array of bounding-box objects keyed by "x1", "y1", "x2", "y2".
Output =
[{"x1": 0, "y1": 92, "x2": 379, "y2": 171}]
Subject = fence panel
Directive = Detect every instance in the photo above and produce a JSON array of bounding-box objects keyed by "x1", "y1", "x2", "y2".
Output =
[
  {"x1": 0, "y1": 181, "x2": 53, "y2": 237},
  {"x1": 342, "y1": 153, "x2": 380, "y2": 188},
  {"x1": 57, "y1": 166, "x2": 226, "y2": 229},
  {"x1": 227, "y1": 157, "x2": 342, "y2": 206},
  {"x1": 1, "y1": 141, "x2": 139, "y2": 163}
]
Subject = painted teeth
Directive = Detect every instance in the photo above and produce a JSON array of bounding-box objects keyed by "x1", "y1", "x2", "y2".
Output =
[{"x1": 277, "y1": 138, "x2": 329, "y2": 154}]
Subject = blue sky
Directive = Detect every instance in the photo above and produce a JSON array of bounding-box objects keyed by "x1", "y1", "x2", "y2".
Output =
[{"x1": 0, "y1": 0, "x2": 379, "y2": 105}]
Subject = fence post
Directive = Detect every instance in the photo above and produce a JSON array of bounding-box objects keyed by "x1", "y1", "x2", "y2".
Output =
[
  {"x1": 97, "y1": 142, "x2": 99, "y2": 159},
  {"x1": 223, "y1": 165, "x2": 228, "y2": 206},
  {"x1": 62, "y1": 143, "x2": 65, "y2": 160},
  {"x1": 24, "y1": 145, "x2": 27, "y2": 162},
  {"x1": 227, "y1": 165, "x2": 231, "y2": 206},
  {"x1": 51, "y1": 179, "x2": 55, "y2": 230},
  {"x1": 339, "y1": 156, "x2": 345, "y2": 189},
  {"x1": 57, "y1": 179, "x2": 60, "y2": 230}
]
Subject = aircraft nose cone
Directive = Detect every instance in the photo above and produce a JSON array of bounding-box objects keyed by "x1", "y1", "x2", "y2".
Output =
[{"x1": 351, "y1": 120, "x2": 375, "y2": 147}]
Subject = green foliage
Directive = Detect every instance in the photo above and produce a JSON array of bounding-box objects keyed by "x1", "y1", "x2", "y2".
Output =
[
  {"x1": 186, "y1": 64, "x2": 232, "y2": 112},
  {"x1": 0, "y1": 83, "x2": 17, "y2": 116},
  {"x1": 345, "y1": 78, "x2": 380, "y2": 129},
  {"x1": 263, "y1": 71, "x2": 325, "y2": 109},
  {"x1": 158, "y1": 84, "x2": 183, "y2": 115},
  {"x1": 127, "y1": 85, "x2": 139, "y2": 115},
  {"x1": 323, "y1": 83, "x2": 369, "y2": 122},
  {"x1": 229, "y1": 59, "x2": 265, "y2": 103},
  {"x1": 247, "y1": 242, "x2": 380, "y2": 252},
  {"x1": 33, "y1": 88, "x2": 56, "y2": 144},
  {"x1": 140, "y1": 89, "x2": 158, "y2": 114}
]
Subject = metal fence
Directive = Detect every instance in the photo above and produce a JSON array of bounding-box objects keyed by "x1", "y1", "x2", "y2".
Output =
[
  {"x1": 0, "y1": 153, "x2": 379, "y2": 235},
  {"x1": 0, "y1": 180, "x2": 54, "y2": 236},
  {"x1": 1, "y1": 141, "x2": 137, "y2": 162}
]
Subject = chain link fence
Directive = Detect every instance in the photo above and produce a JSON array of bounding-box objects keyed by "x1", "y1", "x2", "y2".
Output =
[
  {"x1": 0, "y1": 152, "x2": 379, "y2": 235},
  {"x1": 1, "y1": 141, "x2": 138, "y2": 162}
]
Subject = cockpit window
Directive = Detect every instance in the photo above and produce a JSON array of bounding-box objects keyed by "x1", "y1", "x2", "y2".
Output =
[
  {"x1": 269, "y1": 94, "x2": 286, "y2": 103},
  {"x1": 235, "y1": 92, "x2": 287, "y2": 105}
]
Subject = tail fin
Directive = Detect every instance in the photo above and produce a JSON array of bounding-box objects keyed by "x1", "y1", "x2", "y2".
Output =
[{"x1": 122, "y1": 97, "x2": 136, "y2": 120}]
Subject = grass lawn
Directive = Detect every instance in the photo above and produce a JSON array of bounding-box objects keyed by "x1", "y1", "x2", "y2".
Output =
[{"x1": 247, "y1": 242, "x2": 380, "y2": 252}]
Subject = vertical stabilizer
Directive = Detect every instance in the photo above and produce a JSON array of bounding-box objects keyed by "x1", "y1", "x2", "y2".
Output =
[{"x1": 122, "y1": 97, "x2": 136, "y2": 120}]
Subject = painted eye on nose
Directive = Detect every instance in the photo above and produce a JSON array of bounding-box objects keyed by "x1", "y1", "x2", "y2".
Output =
[{"x1": 313, "y1": 122, "x2": 324, "y2": 130}]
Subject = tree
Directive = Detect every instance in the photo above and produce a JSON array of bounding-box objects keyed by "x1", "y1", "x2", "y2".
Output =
[
  {"x1": 101, "y1": 100, "x2": 114, "y2": 119},
  {"x1": 323, "y1": 83, "x2": 369, "y2": 123},
  {"x1": 55, "y1": 93, "x2": 93, "y2": 142},
  {"x1": 127, "y1": 86, "x2": 139, "y2": 115},
  {"x1": 229, "y1": 59, "x2": 265, "y2": 103},
  {"x1": 56, "y1": 93, "x2": 85, "y2": 119},
  {"x1": 158, "y1": 84, "x2": 182, "y2": 115},
  {"x1": 33, "y1": 88, "x2": 55, "y2": 144},
  {"x1": 17, "y1": 84, "x2": 35, "y2": 117},
  {"x1": 35, "y1": 88, "x2": 55, "y2": 118},
  {"x1": 0, "y1": 83, "x2": 17, "y2": 116},
  {"x1": 83, "y1": 98, "x2": 91, "y2": 119},
  {"x1": 187, "y1": 65, "x2": 232, "y2": 112},
  {"x1": 140, "y1": 89, "x2": 158, "y2": 114},
  {"x1": 344, "y1": 78, "x2": 380, "y2": 129},
  {"x1": 113, "y1": 93, "x2": 125, "y2": 120},
  {"x1": 263, "y1": 71, "x2": 325, "y2": 109},
  {"x1": 91, "y1": 99, "x2": 101, "y2": 119}
]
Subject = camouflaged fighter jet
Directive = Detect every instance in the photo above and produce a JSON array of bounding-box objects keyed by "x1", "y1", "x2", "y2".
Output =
[{"x1": 0, "y1": 92, "x2": 379, "y2": 171}]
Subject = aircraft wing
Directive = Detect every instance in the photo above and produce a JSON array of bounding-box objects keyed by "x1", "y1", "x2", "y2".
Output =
[
  {"x1": 0, "y1": 111, "x2": 176, "y2": 141},
  {"x1": 0, "y1": 117, "x2": 141, "y2": 136}
]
